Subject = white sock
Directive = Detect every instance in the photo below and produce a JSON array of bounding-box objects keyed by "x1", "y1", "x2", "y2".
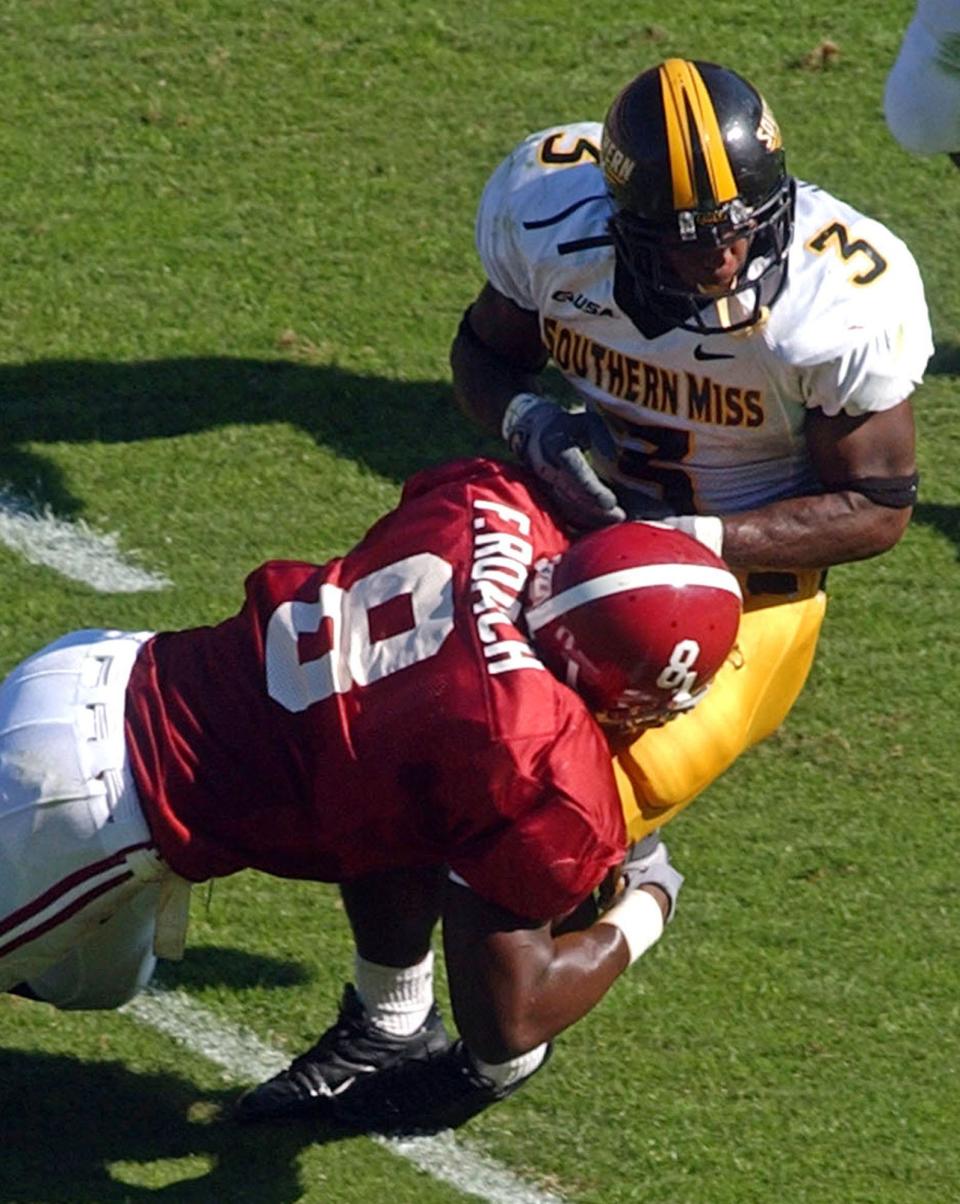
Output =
[
  {"x1": 472, "y1": 1043, "x2": 548, "y2": 1089},
  {"x1": 353, "y1": 950, "x2": 435, "y2": 1036}
]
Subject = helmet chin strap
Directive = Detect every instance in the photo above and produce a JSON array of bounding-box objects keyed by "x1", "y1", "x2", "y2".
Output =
[
  {"x1": 713, "y1": 296, "x2": 733, "y2": 329},
  {"x1": 695, "y1": 277, "x2": 738, "y2": 299}
]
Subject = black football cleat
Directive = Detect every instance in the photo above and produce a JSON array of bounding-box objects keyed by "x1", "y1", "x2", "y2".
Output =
[
  {"x1": 234, "y1": 983, "x2": 452, "y2": 1123},
  {"x1": 331, "y1": 1039, "x2": 551, "y2": 1137}
]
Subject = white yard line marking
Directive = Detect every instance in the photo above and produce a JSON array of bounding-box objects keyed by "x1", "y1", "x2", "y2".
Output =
[
  {"x1": 122, "y1": 985, "x2": 565, "y2": 1204},
  {"x1": 0, "y1": 490, "x2": 170, "y2": 593}
]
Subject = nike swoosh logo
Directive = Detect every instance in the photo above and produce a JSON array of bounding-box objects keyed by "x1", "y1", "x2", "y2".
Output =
[{"x1": 693, "y1": 344, "x2": 735, "y2": 361}]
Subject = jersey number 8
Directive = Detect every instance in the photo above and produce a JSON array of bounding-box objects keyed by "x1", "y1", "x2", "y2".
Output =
[
  {"x1": 656, "y1": 639, "x2": 701, "y2": 695},
  {"x1": 265, "y1": 553, "x2": 455, "y2": 713}
]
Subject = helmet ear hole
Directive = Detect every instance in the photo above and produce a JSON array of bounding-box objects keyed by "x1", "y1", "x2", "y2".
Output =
[
  {"x1": 601, "y1": 59, "x2": 795, "y2": 333},
  {"x1": 525, "y1": 522, "x2": 742, "y2": 730}
]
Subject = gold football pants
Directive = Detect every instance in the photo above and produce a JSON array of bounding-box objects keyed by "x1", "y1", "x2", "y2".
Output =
[{"x1": 616, "y1": 571, "x2": 827, "y2": 842}]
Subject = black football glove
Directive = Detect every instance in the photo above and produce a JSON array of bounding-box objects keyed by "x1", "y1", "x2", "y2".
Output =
[{"x1": 502, "y1": 393, "x2": 626, "y2": 529}]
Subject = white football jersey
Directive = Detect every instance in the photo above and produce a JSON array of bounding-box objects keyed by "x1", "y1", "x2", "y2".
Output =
[{"x1": 476, "y1": 123, "x2": 934, "y2": 516}]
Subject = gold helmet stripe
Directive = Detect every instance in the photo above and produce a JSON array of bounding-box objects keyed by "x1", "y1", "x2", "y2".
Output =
[{"x1": 659, "y1": 59, "x2": 739, "y2": 210}]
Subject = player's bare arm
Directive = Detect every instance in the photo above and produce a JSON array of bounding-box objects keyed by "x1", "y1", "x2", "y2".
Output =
[
  {"x1": 442, "y1": 879, "x2": 668, "y2": 1063},
  {"x1": 452, "y1": 284, "x2": 627, "y2": 527},
  {"x1": 717, "y1": 400, "x2": 917, "y2": 570},
  {"x1": 451, "y1": 283, "x2": 547, "y2": 434}
]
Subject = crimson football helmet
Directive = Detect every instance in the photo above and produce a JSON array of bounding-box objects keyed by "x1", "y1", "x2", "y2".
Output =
[
  {"x1": 601, "y1": 58, "x2": 795, "y2": 333},
  {"x1": 525, "y1": 521, "x2": 742, "y2": 733}
]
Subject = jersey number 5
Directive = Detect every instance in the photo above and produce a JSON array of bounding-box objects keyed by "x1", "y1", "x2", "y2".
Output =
[
  {"x1": 265, "y1": 553, "x2": 455, "y2": 713},
  {"x1": 538, "y1": 132, "x2": 600, "y2": 167}
]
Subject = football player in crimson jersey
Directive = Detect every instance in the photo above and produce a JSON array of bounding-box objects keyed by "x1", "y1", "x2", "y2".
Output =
[
  {"x1": 0, "y1": 458, "x2": 742, "y2": 1135},
  {"x1": 451, "y1": 58, "x2": 933, "y2": 843},
  {"x1": 884, "y1": 0, "x2": 960, "y2": 166}
]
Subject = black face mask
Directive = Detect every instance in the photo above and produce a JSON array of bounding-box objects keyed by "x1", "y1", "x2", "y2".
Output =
[{"x1": 609, "y1": 177, "x2": 796, "y2": 336}]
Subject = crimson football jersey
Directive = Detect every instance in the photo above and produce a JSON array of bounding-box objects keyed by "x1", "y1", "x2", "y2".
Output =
[{"x1": 125, "y1": 459, "x2": 626, "y2": 922}]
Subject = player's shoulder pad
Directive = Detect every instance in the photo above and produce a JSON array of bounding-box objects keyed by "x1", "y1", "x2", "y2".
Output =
[
  {"x1": 478, "y1": 122, "x2": 607, "y2": 228},
  {"x1": 476, "y1": 123, "x2": 613, "y2": 306},
  {"x1": 486, "y1": 122, "x2": 605, "y2": 186},
  {"x1": 791, "y1": 180, "x2": 928, "y2": 318},
  {"x1": 771, "y1": 179, "x2": 932, "y2": 361}
]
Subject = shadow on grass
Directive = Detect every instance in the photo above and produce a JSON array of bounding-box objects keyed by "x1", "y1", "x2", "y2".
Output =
[
  {"x1": 927, "y1": 340, "x2": 960, "y2": 377},
  {"x1": 157, "y1": 944, "x2": 312, "y2": 993},
  {"x1": 912, "y1": 501, "x2": 960, "y2": 560},
  {"x1": 0, "y1": 356, "x2": 498, "y2": 519},
  {"x1": 2, "y1": 354, "x2": 957, "y2": 560},
  {"x1": 0, "y1": 1047, "x2": 348, "y2": 1203}
]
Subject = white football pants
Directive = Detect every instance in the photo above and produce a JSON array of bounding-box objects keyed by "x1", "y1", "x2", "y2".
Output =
[{"x1": 0, "y1": 629, "x2": 163, "y2": 1009}]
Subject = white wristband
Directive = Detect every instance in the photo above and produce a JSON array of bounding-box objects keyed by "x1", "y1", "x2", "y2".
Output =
[
  {"x1": 598, "y1": 888, "x2": 665, "y2": 966},
  {"x1": 651, "y1": 514, "x2": 725, "y2": 559},
  {"x1": 689, "y1": 514, "x2": 725, "y2": 558}
]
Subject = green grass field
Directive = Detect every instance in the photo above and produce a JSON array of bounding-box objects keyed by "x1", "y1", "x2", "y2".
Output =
[{"x1": 1, "y1": 2, "x2": 958, "y2": 1201}]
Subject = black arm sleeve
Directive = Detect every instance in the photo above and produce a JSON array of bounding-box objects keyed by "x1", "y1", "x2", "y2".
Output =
[{"x1": 837, "y1": 473, "x2": 919, "y2": 509}]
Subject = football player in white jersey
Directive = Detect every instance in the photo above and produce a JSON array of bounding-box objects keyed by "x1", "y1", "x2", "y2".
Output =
[
  {"x1": 451, "y1": 58, "x2": 933, "y2": 840},
  {"x1": 885, "y1": 0, "x2": 960, "y2": 164}
]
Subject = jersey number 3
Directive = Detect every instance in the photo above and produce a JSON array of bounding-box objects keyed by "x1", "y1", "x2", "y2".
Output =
[
  {"x1": 265, "y1": 553, "x2": 455, "y2": 713},
  {"x1": 806, "y1": 221, "x2": 887, "y2": 285}
]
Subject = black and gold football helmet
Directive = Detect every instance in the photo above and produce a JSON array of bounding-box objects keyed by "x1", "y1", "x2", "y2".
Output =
[{"x1": 601, "y1": 59, "x2": 795, "y2": 333}]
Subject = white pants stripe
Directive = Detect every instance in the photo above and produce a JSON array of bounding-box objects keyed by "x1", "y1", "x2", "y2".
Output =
[{"x1": 0, "y1": 850, "x2": 143, "y2": 957}]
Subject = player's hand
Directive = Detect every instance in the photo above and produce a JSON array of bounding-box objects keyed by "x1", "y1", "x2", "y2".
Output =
[
  {"x1": 502, "y1": 392, "x2": 626, "y2": 529},
  {"x1": 601, "y1": 832, "x2": 685, "y2": 921},
  {"x1": 652, "y1": 514, "x2": 725, "y2": 558}
]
